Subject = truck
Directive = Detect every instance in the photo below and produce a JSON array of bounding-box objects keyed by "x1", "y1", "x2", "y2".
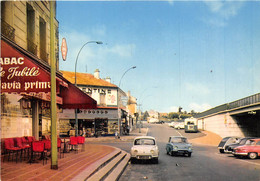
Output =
[{"x1": 184, "y1": 118, "x2": 198, "y2": 133}]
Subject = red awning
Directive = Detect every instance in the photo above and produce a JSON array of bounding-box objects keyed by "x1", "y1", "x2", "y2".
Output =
[
  {"x1": 0, "y1": 38, "x2": 67, "y2": 93},
  {"x1": 60, "y1": 81, "x2": 97, "y2": 109}
]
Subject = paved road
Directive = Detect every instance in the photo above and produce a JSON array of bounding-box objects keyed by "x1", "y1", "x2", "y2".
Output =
[{"x1": 103, "y1": 123, "x2": 260, "y2": 181}]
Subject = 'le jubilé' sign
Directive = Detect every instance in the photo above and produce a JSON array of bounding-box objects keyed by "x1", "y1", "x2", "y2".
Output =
[{"x1": 1, "y1": 40, "x2": 54, "y2": 93}]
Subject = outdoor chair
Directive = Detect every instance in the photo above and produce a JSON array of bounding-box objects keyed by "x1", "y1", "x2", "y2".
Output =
[
  {"x1": 16, "y1": 137, "x2": 31, "y2": 160},
  {"x1": 77, "y1": 136, "x2": 85, "y2": 152},
  {"x1": 43, "y1": 139, "x2": 51, "y2": 157},
  {"x1": 68, "y1": 136, "x2": 78, "y2": 153},
  {"x1": 57, "y1": 138, "x2": 64, "y2": 158},
  {"x1": 31, "y1": 141, "x2": 47, "y2": 165},
  {"x1": 4, "y1": 138, "x2": 22, "y2": 163}
]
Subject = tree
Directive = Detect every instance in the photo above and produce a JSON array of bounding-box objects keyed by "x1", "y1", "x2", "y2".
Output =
[{"x1": 143, "y1": 111, "x2": 150, "y2": 120}]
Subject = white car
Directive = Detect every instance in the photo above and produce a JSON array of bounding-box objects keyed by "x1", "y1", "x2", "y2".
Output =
[
  {"x1": 175, "y1": 122, "x2": 185, "y2": 129},
  {"x1": 130, "y1": 136, "x2": 159, "y2": 163},
  {"x1": 168, "y1": 122, "x2": 177, "y2": 128}
]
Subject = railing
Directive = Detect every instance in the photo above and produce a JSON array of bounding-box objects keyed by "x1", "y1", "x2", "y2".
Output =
[
  {"x1": 194, "y1": 104, "x2": 228, "y2": 118},
  {"x1": 27, "y1": 38, "x2": 37, "y2": 55},
  {"x1": 228, "y1": 93, "x2": 260, "y2": 110},
  {"x1": 195, "y1": 93, "x2": 260, "y2": 118},
  {"x1": 1, "y1": 20, "x2": 15, "y2": 41}
]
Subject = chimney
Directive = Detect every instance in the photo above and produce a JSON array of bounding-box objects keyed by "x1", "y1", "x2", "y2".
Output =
[
  {"x1": 105, "y1": 77, "x2": 111, "y2": 83},
  {"x1": 94, "y1": 69, "x2": 100, "y2": 79}
]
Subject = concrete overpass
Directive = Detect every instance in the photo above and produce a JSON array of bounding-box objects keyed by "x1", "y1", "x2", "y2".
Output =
[{"x1": 195, "y1": 93, "x2": 260, "y2": 138}]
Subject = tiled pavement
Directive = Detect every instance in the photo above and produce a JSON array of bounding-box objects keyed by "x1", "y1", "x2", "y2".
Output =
[{"x1": 1, "y1": 144, "x2": 115, "y2": 181}]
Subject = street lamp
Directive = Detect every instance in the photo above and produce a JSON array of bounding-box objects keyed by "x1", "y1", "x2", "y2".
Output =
[
  {"x1": 74, "y1": 41, "x2": 103, "y2": 137},
  {"x1": 117, "y1": 66, "x2": 136, "y2": 136}
]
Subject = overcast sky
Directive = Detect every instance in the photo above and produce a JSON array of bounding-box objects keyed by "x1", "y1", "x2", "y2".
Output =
[{"x1": 57, "y1": 1, "x2": 260, "y2": 113}]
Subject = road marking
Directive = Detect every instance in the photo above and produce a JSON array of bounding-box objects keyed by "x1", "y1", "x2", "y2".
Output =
[{"x1": 176, "y1": 130, "x2": 183, "y2": 137}]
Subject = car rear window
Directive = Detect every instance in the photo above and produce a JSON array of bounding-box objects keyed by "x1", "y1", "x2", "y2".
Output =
[{"x1": 134, "y1": 138, "x2": 155, "y2": 145}]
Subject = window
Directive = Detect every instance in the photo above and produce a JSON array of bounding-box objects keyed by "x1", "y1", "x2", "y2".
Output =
[
  {"x1": 39, "y1": 17, "x2": 47, "y2": 62},
  {"x1": 27, "y1": 3, "x2": 36, "y2": 54}
]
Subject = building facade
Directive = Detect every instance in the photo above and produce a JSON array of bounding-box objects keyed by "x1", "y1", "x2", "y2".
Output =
[
  {"x1": 60, "y1": 70, "x2": 137, "y2": 136},
  {"x1": 1, "y1": 1, "x2": 96, "y2": 140}
]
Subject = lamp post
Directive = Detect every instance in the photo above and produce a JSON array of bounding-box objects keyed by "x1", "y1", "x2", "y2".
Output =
[
  {"x1": 74, "y1": 41, "x2": 103, "y2": 137},
  {"x1": 117, "y1": 66, "x2": 136, "y2": 136}
]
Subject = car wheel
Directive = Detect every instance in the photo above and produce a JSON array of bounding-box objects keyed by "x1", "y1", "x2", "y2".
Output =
[
  {"x1": 131, "y1": 158, "x2": 136, "y2": 164},
  {"x1": 171, "y1": 151, "x2": 175, "y2": 156},
  {"x1": 187, "y1": 153, "x2": 192, "y2": 157},
  {"x1": 219, "y1": 149, "x2": 224, "y2": 153},
  {"x1": 248, "y1": 152, "x2": 257, "y2": 159},
  {"x1": 153, "y1": 158, "x2": 159, "y2": 164}
]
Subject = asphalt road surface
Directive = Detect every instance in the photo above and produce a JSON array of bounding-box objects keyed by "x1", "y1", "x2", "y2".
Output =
[{"x1": 102, "y1": 123, "x2": 260, "y2": 181}]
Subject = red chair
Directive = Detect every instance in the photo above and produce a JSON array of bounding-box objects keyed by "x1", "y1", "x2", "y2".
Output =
[
  {"x1": 68, "y1": 136, "x2": 78, "y2": 153},
  {"x1": 43, "y1": 139, "x2": 51, "y2": 158},
  {"x1": 57, "y1": 138, "x2": 64, "y2": 158},
  {"x1": 4, "y1": 138, "x2": 22, "y2": 162},
  {"x1": 26, "y1": 136, "x2": 36, "y2": 143},
  {"x1": 16, "y1": 137, "x2": 31, "y2": 160},
  {"x1": 31, "y1": 141, "x2": 47, "y2": 165},
  {"x1": 77, "y1": 136, "x2": 85, "y2": 152}
]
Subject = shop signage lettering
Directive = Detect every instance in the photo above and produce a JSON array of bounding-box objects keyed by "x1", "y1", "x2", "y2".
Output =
[
  {"x1": 84, "y1": 88, "x2": 111, "y2": 94},
  {"x1": 1, "y1": 40, "x2": 53, "y2": 93}
]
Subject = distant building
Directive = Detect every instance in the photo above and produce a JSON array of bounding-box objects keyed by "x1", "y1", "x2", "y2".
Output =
[
  {"x1": 148, "y1": 110, "x2": 159, "y2": 119},
  {"x1": 60, "y1": 70, "x2": 137, "y2": 136}
]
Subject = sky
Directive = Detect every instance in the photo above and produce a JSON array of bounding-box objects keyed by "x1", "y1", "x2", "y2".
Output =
[{"x1": 57, "y1": 1, "x2": 260, "y2": 113}]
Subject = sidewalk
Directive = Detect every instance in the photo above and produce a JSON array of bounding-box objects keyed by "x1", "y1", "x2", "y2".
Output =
[
  {"x1": 1, "y1": 127, "x2": 221, "y2": 180},
  {"x1": 0, "y1": 128, "x2": 148, "y2": 181},
  {"x1": 190, "y1": 130, "x2": 222, "y2": 146}
]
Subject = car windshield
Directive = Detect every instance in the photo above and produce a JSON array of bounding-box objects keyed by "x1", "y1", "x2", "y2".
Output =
[
  {"x1": 134, "y1": 138, "x2": 155, "y2": 145},
  {"x1": 171, "y1": 137, "x2": 187, "y2": 143},
  {"x1": 239, "y1": 138, "x2": 248, "y2": 145}
]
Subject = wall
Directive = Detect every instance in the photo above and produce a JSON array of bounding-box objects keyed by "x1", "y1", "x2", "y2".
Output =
[{"x1": 198, "y1": 113, "x2": 245, "y2": 138}]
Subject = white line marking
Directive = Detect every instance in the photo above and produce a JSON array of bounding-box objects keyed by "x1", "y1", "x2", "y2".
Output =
[{"x1": 176, "y1": 130, "x2": 183, "y2": 137}]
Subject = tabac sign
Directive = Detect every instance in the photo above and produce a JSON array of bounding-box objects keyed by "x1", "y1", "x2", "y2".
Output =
[{"x1": 1, "y1": 40, "x2": 53, "y2": 93}]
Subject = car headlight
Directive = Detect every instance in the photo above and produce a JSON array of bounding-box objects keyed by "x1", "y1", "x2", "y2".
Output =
[
  {"x1": 173, "y1": 146, "x2": 178, "y2": 150},
  {"x1": 134, "y1": 150, "x2": 138, "y2": 153},
  {"x1": 150, "y1": 150, "x2": 155, "y2": 154},
  {"x1": 188, "y1": 147, "x2": 192, "y2": 151}
]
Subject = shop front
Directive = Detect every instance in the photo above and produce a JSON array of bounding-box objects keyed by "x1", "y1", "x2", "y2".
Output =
[
  {"x1": 59, "y1": 108, "x2": 118, "y2": 136},
  {"x1": 1, "y1": 36, "x2": 97, "y2": 139}
]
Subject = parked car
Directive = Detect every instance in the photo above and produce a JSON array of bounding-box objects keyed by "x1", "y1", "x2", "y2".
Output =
[
  {"x1": 148, "y1": 118, "x2": 159, "y2": 124},
  {"x1": 168, "y1": 122, "x2": 177, "y2": 128},
  {"x1": 224, "y1": 137, "x2": 256, "y2": 153},
  {"x1": 130, "y1": 136, "x2": 159, "y2": 163},
  {"x1": 233, "y1": 138, "x2": 260, "y2": 159},
  {"x1": 218, "y1": 136, "x2": 241, "y2": 153},
  {"x1": 166, "y1": 136, "x2": 192, "y2": 157},
  {"x1": 175, "y1": 122, "x2": 185, "y2": 129}
]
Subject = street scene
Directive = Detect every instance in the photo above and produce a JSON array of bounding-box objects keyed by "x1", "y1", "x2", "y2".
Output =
[{"x1": 1, "y1": 0, "x2": 260, "y2": 181}]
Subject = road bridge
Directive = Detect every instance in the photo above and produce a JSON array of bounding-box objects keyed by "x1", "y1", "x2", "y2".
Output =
[{"x1": 195, "y1": 93, "x2": 260, "y2": 137}]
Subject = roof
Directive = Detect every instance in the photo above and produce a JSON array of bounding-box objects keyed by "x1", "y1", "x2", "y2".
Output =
[
  {"x1": 61, "y1": 70, "x2": 117, "y2": 88},
  {"x1": 134, "y1": 136, "x2": 156, "y2": 140}
]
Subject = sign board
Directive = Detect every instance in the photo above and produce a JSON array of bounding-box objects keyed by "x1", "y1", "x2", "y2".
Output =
[
  {"x1": 0, "y1": 40, "x2": 59, "y2": 93},
  {"x1": 61, "y1": 38, "x2": 68, "y2": 61}
]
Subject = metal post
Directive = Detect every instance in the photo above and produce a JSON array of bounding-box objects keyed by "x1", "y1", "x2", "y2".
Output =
[{"x1": 50, "y1": 1, "x2": 58, "y2": 170}]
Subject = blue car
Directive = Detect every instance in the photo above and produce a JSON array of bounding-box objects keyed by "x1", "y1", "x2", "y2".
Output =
[{"x1": 166, "y1": 136, "x2": 192, "y2": 157}]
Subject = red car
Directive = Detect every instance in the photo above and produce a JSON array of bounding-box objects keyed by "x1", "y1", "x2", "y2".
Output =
[{"x1": 233, "y1": 138, "x2": 260, "y2": 159}]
